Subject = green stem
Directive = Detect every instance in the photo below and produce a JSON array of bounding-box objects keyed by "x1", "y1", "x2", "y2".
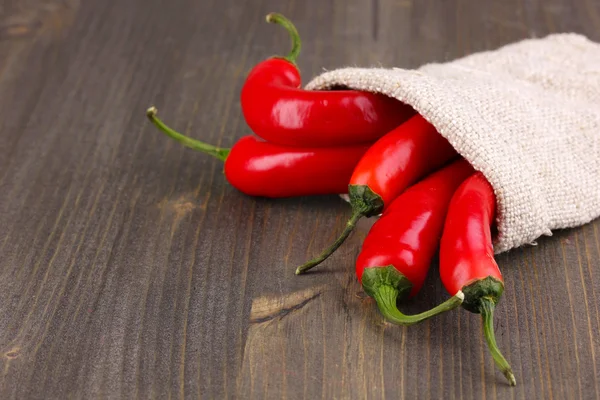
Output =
[
  {"x1": 266, "y1": 13, "x2": 301, "y2": 64},
  {"x1": 146, "y1": 107, "x2": 230, "y2": 162},
  {"x1": 480, "y1": 298, "x2": 517, "y2": 386},
  {"x1": 295, "y1": 212, "x2": 362, "y2": 275},
  {"x1": 373, "y1": 285, "x2": 465, "y2": 326}
]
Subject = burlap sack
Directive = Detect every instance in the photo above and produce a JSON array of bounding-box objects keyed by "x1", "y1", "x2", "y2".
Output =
[{"x1": 306, "y1": 33, "x2": 600, "y2": 253}]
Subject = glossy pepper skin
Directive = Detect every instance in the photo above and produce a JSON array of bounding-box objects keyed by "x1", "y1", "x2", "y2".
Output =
[
  {"x1": 146, "y1": 107, "x2": 371, "y2": 198},
  {"x1": 440, "y1": 172, "x2": 516, "y2": 386},
  {"x1": 224, "y1": 136, "x2": 371, "y2": 197},
  {"x1": 356, "y1": 159, "x2": 474, "y2": 325},
  {"x1": 296, "y1": 114, "x2": 458, "y2": 274},
  {"x1": 348, "y1": 114, "x2": 457, "y2": 206},
  {"x1": 241, "y1": 13, "x2": 415, "y2": 148}
]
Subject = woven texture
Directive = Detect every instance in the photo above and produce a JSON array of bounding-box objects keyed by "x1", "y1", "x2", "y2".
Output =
[{"x1": 306, "y1": 33, "x2": 600, "y2": 253}]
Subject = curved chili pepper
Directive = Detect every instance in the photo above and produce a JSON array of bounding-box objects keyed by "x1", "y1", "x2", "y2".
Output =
[
  {"x1": 440, "y1": 172, "x2": 516, "y2": 386},
  {"x1": 296, "y1": 114, "x2": 458, "y2": 274},
  {"x1": 240, "y1": 13, "x2": 415, "y2": 147},
  {"x1": 357, "y1": 159, "x2": 474, "y2": 325},
  {"x1": 146, "y1": 107, "x2": 371, "y2": 198}
]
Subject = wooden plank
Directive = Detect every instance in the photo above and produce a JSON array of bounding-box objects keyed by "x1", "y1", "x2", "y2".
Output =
[{"x1": 0, "y1": 0, "x2": 598, "y2": 398}]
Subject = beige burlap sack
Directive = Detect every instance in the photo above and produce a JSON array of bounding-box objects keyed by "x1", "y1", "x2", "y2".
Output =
[{"x1": 306, "y1": 33, "x2": 600, "y2": 253}]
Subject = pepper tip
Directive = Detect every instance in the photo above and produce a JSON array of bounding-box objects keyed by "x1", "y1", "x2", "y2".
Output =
[
  {"x1": 505, "y1": 370, "x2": 517, "y2": 386},
  {"x1": 146, "y1": 106, "x2": 158, "y2": 119},
  {"x1": 265, "y1": 13, "x2": 277, "y2": 23}
]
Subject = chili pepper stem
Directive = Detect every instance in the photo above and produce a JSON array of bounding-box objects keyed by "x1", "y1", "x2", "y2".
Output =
[
  {"x1": 146, "y1": 107, "x2": 231, "y2": 162},
  {"x1": 480, "y1": 297, "x2": 516, "y2": 386},
  {"x1": 295, "y1": 211, "x2": 362, "y2": 275},
  {"x1": 266, "y1": 13, "x2": 301, "y2": 64},
  {"x1": 373, "y1": 285, "x2": 465, "y2": 326}
]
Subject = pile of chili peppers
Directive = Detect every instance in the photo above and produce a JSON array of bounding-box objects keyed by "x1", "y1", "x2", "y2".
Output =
[{"x1": 146, "y1": 13, "x2": 516, "y2": 386}]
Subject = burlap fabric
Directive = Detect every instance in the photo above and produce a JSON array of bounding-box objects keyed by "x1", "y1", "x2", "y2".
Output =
[{"x1": 306, "y1": 33, "x2": 600, "y2": 253}]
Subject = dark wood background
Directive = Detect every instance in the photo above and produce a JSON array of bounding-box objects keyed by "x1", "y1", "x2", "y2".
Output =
[{"x1": 1, "y1": 0, "x2": 599, "y2": 398}]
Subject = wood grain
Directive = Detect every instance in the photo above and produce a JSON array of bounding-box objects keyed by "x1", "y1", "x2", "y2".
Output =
[{"x1": 0, "y1": 0, "x2": 599, "y2": 398}]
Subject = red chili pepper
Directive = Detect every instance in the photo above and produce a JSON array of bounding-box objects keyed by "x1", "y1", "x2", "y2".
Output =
[
  {"x1": 357, "y1": 159, "x2": 474, "y2": 325},
  {"x1": 240, "y1": 13, "x2": 415, "y2": 148},
  {"x1": 146, "y1": 107, "x2": 371, "y2": 198},
  {"x1": 296, "y1": 114, "x2": 458, "y2": 274},
  {"x1": 440, "y1": 172, "x2": 516, "y2": 386}
]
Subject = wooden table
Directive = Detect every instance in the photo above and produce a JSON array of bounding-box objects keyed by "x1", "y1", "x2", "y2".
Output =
[{"x1": 1, "y1": 0, "x2": 599, "y2": 398}]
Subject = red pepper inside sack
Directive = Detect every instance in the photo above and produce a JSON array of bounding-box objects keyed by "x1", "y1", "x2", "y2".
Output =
[
  {"x1": 440, "y1": 172, "x2": 516, "y2": 386},
  {"x1": 240, "y1": 13, "x2": 415, "y2": 148},
  {"x1": 356, "y1": 159, "x2": 474, "y2": 325},
  {"x1": 146, "y1": 108, "x2": 372, "y2": 198},
  {"x1": 296, "y1": 114, "x2": 457, "y2": 274}
]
